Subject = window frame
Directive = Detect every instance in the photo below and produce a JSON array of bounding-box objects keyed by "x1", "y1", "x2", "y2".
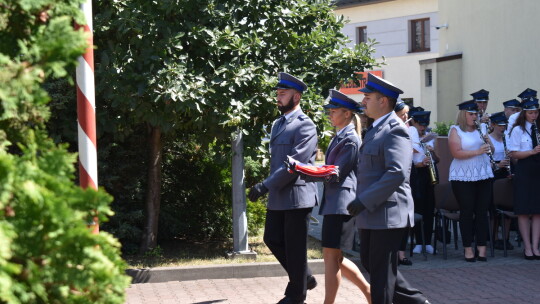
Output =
[
  {"x1": 356, "y1": 26, "x2": 367, "y2": 44},
  {"x1": 409, "y1": 18, "x2": 430, "y2": 53}
]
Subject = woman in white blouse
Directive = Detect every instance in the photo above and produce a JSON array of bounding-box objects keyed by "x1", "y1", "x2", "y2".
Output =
[
  {"x1": 448, "y1": 100, "x2": 494, "y2": 262},
  {"x1": 507, "y1": 98, "x2": 540, "y2": 260}
]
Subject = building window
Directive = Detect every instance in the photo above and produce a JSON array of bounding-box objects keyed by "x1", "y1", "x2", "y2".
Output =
[
  {"x1": 410, "y1": 18, "x2": 430, "y2": 52},
  {"x1": 425, "y1": 69, "x2": 432, "y2": 87},
  {"x1": 356, "y1": 26, "x2": 367, "y2": 44}
]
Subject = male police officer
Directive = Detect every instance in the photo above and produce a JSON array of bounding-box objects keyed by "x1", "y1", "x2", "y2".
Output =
[
  {"x1": 347, "y1": 73, "x2": 430, "y2": 304},
  {"x1": 248, "y1": 72, "x2": 318, "y2": 304}
]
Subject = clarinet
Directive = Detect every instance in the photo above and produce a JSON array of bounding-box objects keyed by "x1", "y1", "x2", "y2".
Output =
[
  {"x1": 475, "y1": 120, "x2": 497, "y2": 172},
  {"x1": 533, "y1": 121, "x2": 540, "y2": 148},
  {"x1": 501, "y1": 134, "x2": 512, "y2": 176}
]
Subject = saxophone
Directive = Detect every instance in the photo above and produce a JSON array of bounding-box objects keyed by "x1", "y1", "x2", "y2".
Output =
[
  {"x1": 420, "y1": 138, "x2": 438, "y2": 185},
  {"x1": 475, "y1": 120, "x2": 497, "y2": 172}
]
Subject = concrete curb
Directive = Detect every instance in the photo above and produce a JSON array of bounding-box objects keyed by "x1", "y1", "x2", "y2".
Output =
[{"x1": 127, "y1": 259, "x2": 326, "y2": 284}]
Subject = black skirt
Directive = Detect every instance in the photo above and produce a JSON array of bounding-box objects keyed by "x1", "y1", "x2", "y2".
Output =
[{"x1": 513, "y1": 155, "x2": 540, "y2": 214}]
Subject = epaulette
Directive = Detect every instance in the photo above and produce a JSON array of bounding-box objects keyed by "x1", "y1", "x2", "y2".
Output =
[
  {"x1": 298, "y1": 114, "x2": 307, "y2": 121},
  {"x1": 389, "y1": 119, "x2": 400, "y2": 128}
]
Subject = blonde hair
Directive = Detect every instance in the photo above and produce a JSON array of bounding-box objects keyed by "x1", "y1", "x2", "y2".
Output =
[
  {"x1": 455, "y1": 110, "x2": 468, "y2": 131},
  {"x1": 352, "y1": 113, "x2": 362, "y2": 137}
]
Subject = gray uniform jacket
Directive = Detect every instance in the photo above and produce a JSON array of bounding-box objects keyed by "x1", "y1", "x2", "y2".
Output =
[
  {"x1": 263, "y1": 109, "x2": 318, "y2": 210},
  {"x1": 355, "y1": 112, "x2": 415, "y2": 229},
  {"x1": 319, "y1": 124, "x2": 361, "y2": 216}
]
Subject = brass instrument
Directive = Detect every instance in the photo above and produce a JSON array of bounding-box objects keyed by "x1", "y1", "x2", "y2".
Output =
[
  {"x1": 420, "y1": 133, "x2": 438, "y2": 185},
  {"x1": 501, "y1": 134, "x2": 512, "y2": 176},
  {"x1": 475, "y1": 120, "x2": 497, "y2": 172}
]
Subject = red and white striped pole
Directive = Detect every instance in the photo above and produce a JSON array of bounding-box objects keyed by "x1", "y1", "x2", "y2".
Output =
[{"x1": 76, "y1": 0, "x2": 98, "y2": 233}]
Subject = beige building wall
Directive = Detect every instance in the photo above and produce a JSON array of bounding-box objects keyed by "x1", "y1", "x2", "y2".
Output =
[
  {"x1": 438, "y1": 0, "x2": 540, "y2": 113},
  {"x1": 336, "y1": 0, "x2": 439, "y2": 107},
  {"x1": 337, "y1": 0, "x2": 438, "y2": 23}
]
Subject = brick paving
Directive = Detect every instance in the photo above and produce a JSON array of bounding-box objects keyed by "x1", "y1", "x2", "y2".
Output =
[
  {"x1": 126, "y1": 187, "x2": 540, "y2": 304},
  {"x1": 126, "y1": 221, "x2": 540, "y2": 304},
  {"x1": 126, "y1": 259, "x2": 540, "y2": 304}
]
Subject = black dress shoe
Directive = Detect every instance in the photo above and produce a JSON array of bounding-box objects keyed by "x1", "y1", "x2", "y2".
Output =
[
  {"x1": 307, "y1": 275, "x2": 317, "y2": 290},
  {"x1": 277, "y1": 296, "x2": 304, "y2": 304},
  {"x1": 523, "y1": 251, "x2": 535, "y2": 260},
  {"x1": 398, "y1": 257, "x2": 413, "y2": 266}
]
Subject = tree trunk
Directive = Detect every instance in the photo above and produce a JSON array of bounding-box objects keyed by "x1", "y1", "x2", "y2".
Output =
[{"x1": 140, "y1": 125, "x2": 163, "y2": 253}]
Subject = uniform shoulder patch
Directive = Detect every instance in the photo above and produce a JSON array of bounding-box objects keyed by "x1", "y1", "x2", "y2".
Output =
[{"x1": 389, "y1": 119, "x2": 400, "y2": 128}]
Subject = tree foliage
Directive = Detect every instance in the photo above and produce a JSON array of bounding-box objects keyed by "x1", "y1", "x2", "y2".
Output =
[
  {"x1": 90, "y1": 0, "x2": 378, "y2": 251},
  {"x1": 95, "y1": 0, "x2": 377, "y2": 146},
  {"x1": 0, "y1": 1, "x2": 130, "y2": 302}
]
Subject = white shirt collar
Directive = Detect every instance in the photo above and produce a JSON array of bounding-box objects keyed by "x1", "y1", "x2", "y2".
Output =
[{"x1": 372, "y1": 111, "x2": 393, "y2": 129}]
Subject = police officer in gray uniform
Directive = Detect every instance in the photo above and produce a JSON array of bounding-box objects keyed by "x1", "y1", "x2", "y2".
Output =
[
  {"x1": 347, "y1": 73, "x2": 430, "y2": 304},
  {"x1": 248, "y1": 72, "x2": 318, "y2": 304},
  {"x1": 320, "y1": 89, "x2": 371, "y2": 304}
]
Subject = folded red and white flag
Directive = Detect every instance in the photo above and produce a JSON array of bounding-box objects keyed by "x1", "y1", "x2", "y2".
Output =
[{"x1": 286, "y1": 156, "x2": 339, "y2": 178}]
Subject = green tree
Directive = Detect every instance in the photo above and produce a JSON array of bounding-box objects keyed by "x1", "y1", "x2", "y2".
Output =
[
  {"x1": 94, "y1": 0, "x2": 377, "y2": 252},
  {"x1": 0, "y1": 1, "x2": 130, "y2": 302}
]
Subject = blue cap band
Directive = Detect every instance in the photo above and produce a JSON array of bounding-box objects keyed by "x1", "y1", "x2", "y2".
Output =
[
  {"x1": 279, "y1": 79, "x2": 304, "y2": 92},
  {"x1": 365, "y1": 81, "x2": 399, "y2": 99},
  {"x1": 330, "y1": 98, "x2": 358, "y2": 110}
]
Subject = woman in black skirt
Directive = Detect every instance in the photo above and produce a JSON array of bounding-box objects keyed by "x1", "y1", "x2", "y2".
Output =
[
  {"x1": 320, "y1": 89, "x2": 371, "y2": 303},
  {"x1": 507, "y1": 98, "x2": 540, "y2": 260}
]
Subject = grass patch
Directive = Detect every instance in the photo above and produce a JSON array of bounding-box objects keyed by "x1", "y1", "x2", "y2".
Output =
[{"x1": 125, "y1": 229, "x2": 323, "y2": 268}]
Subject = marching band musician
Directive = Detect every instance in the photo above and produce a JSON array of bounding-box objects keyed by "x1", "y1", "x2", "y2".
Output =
[
  {"x1": 448, "y1": 100, "x2": 494, "y2": 262},
  {"x1": 507, "y1": 88, "x2": 537, "y2": 137},
  {"x1": 507, "y1": 97, "x2": 540, "y2": 260},
  {"x1": 487, "y1": 112, "x2": 514, "y2": 250},
  {"x1": 320, "y1": 89, "x2": 371, "y2": 304},
  {"x1": 471, "y1": 89, "x2": 490, "y2": 134},
  {"x1": 503, "y1": 99, "x2": 521, "y2": 120},
  {"x1": 409, "y1": 110, "x2": 439, "y2": 256},
  {"x1": 395, "y1": 100, "x2": 413, "y2": 266}
]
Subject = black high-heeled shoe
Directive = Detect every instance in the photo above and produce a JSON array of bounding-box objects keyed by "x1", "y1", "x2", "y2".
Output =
[
  {"x1": 524, "y1": 251, "x2": 535, "y2": 260},
  {"x1": 477, "y1": 256, "x2": 487, "y2": 262},
  {"x1": 464, "y1": 249, "x2": 475, "y2": 262}
]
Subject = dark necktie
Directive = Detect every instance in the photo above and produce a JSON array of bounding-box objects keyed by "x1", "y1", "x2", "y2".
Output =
[
  {"x1": 272, "y1": 116, "x2": 285, "y2": 138},
  {"x1": 532, "y1": 124, "x2": 538, "y2": 148}
]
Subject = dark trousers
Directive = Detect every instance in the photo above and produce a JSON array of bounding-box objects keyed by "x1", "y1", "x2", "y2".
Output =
[
  {"x1": 451, "y1": 179, "x2": 492, "y2": 247},
  {"x1": 264, "y1": 208, "x2": 313, "y2": 301},
  {"x1": 412, "y1": 167, "x2": 435, "y2": 245},
  {"x1": 360, "y1": 228, "x2": 427, "y2": 304}
]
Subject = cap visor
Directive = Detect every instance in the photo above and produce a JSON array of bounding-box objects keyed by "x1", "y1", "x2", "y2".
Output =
[
  {"x1": 359, "y1": 87, "x2": 375, "y2": 93},
  {"x1": 324, "y1": 104, "x2": 341, "y2": 109},
  {"x1": 273, "y1": 84, "x2": 293, "y2": 90}
]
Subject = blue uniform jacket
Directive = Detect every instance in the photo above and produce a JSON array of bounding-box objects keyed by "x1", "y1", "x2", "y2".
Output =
[
  {"x1": 319, "y1": 124, "x2": 361, "y2": 215},
  {"x1": 263, "y1": 109, "x2": 319, "y2": 210}
]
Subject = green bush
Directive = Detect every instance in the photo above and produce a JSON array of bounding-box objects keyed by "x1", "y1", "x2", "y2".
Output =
[
  {"x1": 0, "y1": 1, "x2": 130, "y2": 302},
  {"x1": 432, "y1": 121, "x2": 454, "y2": 136},
  {"x1": 159, "y1": 140, "x2": 233, "y2": 241}
]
